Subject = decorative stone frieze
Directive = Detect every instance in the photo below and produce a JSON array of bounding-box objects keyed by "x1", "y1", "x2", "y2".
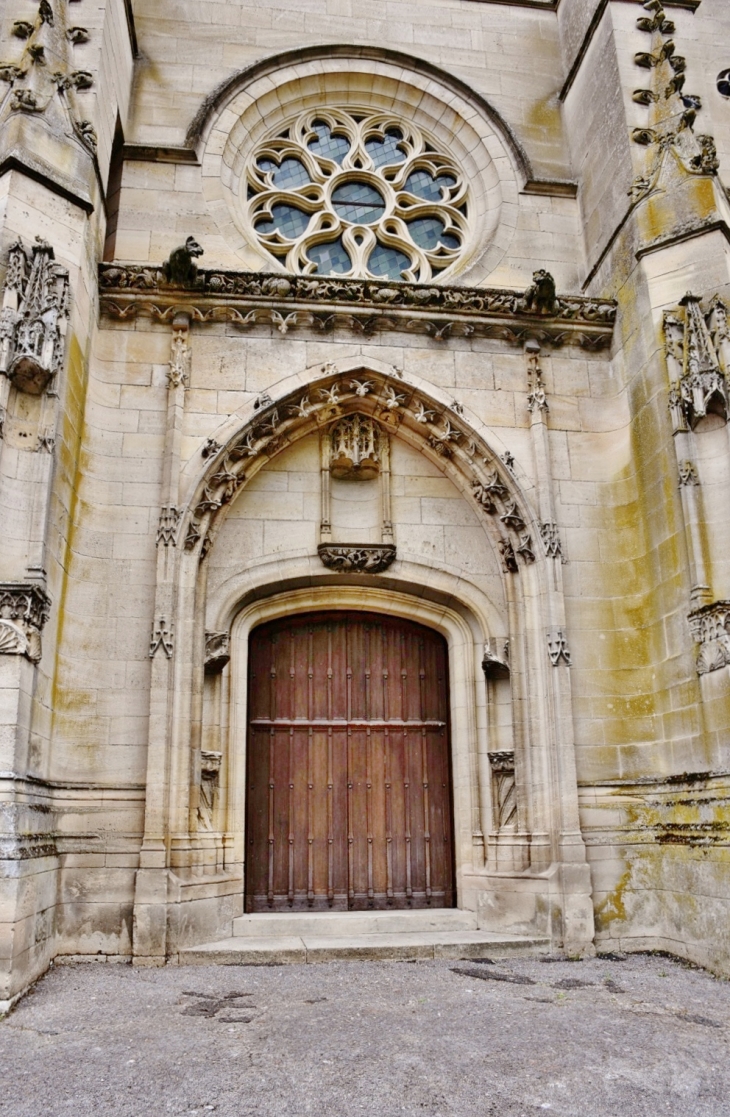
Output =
[
  {"x1": 0, "y1": 583, "x2": 51, "y2": 664},
  {"x1": 0, "y1": 239, "x2": 69, "y2": 395},
  {"x1": 204, "y1": 632, "x2": 230, "y2": 674},
  {"x1": 547, "y1": 629, "x2": 572, "y2": 667},
  {"x1": 98, "y1": 266, "x2": 616, "y2": 351},
  {"x1": 664, "y1": 294, "x2": 728, "y2": 430},
  {"x1": 688, "y1": 601, "x2": 730, "y2": 675},
  {"x1": 630, "y1": 0, "x2": 719, "y2": 202},
  {"x1": 317, "y1": 544, "x2": 396, "y2": 573}
]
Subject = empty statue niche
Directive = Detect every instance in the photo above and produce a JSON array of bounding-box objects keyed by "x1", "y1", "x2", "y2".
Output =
[
  {"x1": 482, "y1": 641, "x2": 524, "y2": 873},
  {"x1": 320, "y1": 414, "x2": 393, "y2": 546},
  {"x1": 3, "y1": 385, "x2": 43, "y2": 452},
  {"x1": 193, "y1": 630, "x2": 231, "y2": 876}
]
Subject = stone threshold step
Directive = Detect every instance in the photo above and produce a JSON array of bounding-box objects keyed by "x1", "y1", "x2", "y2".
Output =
[
  {"x1": 232, "y1": 909, "x2": 477, "y2": 938},
  {"x1": 179, "y1": 930, "x2": 550, "y2": 966}
]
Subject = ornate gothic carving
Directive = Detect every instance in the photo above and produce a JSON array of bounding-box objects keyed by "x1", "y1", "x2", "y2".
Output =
[
  {"x1": 0, "y1": 583, "x2": 51, "y2": 663},
  {"x1": 547, "y1": 629, "x2": 572, "y2": 667},
  {"x1": 157, "y1": 505, "x2": 181, "y2": 547},
  {"x1": 198, "y1": 751, "x2": 221, "y2": 831},
  {"x1": 168, "y1": 320, "x2": 191, "y2": 388},
  {"x1": 678, "y1": 461, "x2": 699, "y2": 487},
  {"x1": 204, "y1": 631, "x2": 230, "y2": 674},
  {"x1": 664, "y1": 294, "x2": 728, "y2": 430},
  {"x1": 482, "y1": 639, "x2": 510, "y2": 679},
  {"x1": 161, "y1": 237, "x2": 204, "y2": 288},
  {"x1": 98, "y1": 266, "x2": 616, "y2": 352},
  {"x1": 488, "y1": 752, "x2": 517, "y2": 831},
  {"x1": 499, "y1": 539, "x2": 518, "y2": 574},
  {"x1": 317, "y1": 544, "x2": 396, "y2": 573},
  {"x1": 0, "y1": 239, "x2": 69, "y2": 394},
  {"x1": 526, "y1": 342, "x2": 549, "y2": 413},
  {"x1": 689, "y1": 601, "x2": 730, "y2": 675},
  {"x1": 540, "y1": 522, "x2": 564, "y2": 559},
  {"x1": 330, "y1": 414, "x2": 381, "y2": 479},
  {"x1": 149, "y1": 618, "x2": 174, "y2": 659},
  {"x1": 630, "y1": 1, "x2": 719, "y2": 201}
]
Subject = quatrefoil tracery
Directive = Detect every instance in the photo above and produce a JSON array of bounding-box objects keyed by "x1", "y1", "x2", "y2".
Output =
[{"x1": 245, "y1": 108, "x2": 468, "y2": 283}]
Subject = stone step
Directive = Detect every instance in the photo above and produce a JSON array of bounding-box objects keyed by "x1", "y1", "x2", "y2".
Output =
[
  {"x1": 179, "y1": 930, "x2": 550, "y2": 966},
  {"x1": 231, "y1": 908, "x2": 478, "y2": 939}
]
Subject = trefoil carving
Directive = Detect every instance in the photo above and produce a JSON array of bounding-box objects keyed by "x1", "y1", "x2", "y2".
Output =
[
  {"x1": 149, "y1": 617, "x2": 174, "y2": 659},
  {"x1": 0, "y1": 238, "x2": 69, "y2": 395},
  {"x1": 547, "y1": 629, "x2": 572, "y2": 667}
]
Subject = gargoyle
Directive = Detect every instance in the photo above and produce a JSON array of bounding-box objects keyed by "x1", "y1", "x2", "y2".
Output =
[
  {"x1": 162, "y1": 236, "x2": 204, "y2": 287},
  {"x1": 522, "y1": 270, "x2": 558, "y2": 316}
]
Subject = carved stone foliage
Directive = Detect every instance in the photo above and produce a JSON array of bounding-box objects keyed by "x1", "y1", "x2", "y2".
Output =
[
  {"x1": 547, "y1": 629, "x2": 571, "y2": 667},
  {"x1": 98, "y1": 266, "x2": 616, "y2": 352},
  {"x1": 317, "y1": 544, "x2": 396, "y2": 573},
  {"x1": 204, "y1": 631, "x2": 230, "y2": 674},
  {"x1": 0, "y1": 583, "x2": 51, "y2": 663},
  {"x1": 198, "y1": 750, "x2": 221, "y2": 831},
  {"x1": 330, "y1": 414, "x2": 380, "y2": 479},
  {"x1": 488, "y1": 751, "x2": 517, "y2": 831},
  {"x1": 664, "y1": 294, "x2": 728, "y2": 430},
  {"x1": 630, "y1": 1, "x2": 719, "y2": 202},
  {"x1": 0, "y1": 239, "x2": 69, "y2": 394},
  {"x1": 0, "y1": 2, "x2": 96, "y2": 154},
  {"x1": 526, "y1": 343, "x2": 549, "y2": 413},
  {"x1": 689, "y1": 601, "x2": 730, "y2": 675}
]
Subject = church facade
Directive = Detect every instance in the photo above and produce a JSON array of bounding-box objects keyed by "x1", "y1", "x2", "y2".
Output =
[{"x1": 1, "y1": 0, "x2": 730, "y2": 1008}]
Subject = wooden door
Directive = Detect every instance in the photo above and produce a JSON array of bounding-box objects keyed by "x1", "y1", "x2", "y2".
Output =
[{"x1": 245, "y1": 612, "x2": 454, "y2": 912}]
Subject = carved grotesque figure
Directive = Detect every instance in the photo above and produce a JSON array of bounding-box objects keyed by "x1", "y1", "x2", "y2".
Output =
[
  {"x1": 162, "y1": 236, "x2": 204, "y2": 286},
  {"x1": 522, "y1": 269, "x2": 558, "y2": 316}
]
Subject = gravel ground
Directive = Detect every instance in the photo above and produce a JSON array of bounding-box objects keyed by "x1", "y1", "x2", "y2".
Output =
[{"x1": 1, "y1": 952, "x2": 729, "y2": 1116}]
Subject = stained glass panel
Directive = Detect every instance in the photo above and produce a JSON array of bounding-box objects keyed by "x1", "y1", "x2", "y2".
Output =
[
  {"x1": 365, "y1": 129, "x2": 405, "y2": 168},
  {"x1": 257, "y1": 158, "x2": 311, "y2": 190},
  {"x1": 407, "y1": 217, "x2": 460, "y2": 252},
  {"x1": 368, "y1": 243, "x2": 411, "y2": 281},
  {"x1": 308, "y1": 121, "x2": 351, "y2": 164},
  {"x1": 331, "y1": 182, "x2": 385, "y2": 224},
  {"x1": 307, "y1": 238, "x2": 352, "y2": 275},
  {"x1": 256, "y1": 205, "x2": 311, "y2": 240},
  {"x1": 404, "y1": 170, "x2": 456, "y2": 202}
]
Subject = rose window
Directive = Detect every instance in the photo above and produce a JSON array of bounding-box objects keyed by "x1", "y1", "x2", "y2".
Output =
[{"x1": 246, "y1": 109, "x2": 468, "y2": 282}]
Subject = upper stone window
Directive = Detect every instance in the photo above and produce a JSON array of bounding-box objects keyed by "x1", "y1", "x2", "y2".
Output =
[{"x1": 246, "y1": 109, "x2": 468, "y2": 282}]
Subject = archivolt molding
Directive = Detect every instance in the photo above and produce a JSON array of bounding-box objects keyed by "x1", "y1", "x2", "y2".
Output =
[{"x1": 178, "y1": 365, "x2": 541, "y2": 583}]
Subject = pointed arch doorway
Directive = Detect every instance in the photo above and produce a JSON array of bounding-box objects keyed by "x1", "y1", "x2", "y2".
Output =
[{"x1": 244, "y1": 611, "x2": 455, "y2": 912}]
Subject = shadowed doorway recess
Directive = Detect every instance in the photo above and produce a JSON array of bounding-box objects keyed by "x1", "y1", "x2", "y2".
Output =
[{"x1": 245, "y1": 612, "x2": 455, "y2": 912}]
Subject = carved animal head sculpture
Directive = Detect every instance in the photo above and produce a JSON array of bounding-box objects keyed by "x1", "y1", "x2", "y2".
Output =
[{"x1": 162, "y1": 236, "x2": 205, "y2": 287}]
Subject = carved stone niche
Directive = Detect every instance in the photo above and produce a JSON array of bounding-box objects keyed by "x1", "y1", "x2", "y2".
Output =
[
  {"x1": 0, "y1": 583, "x2": 51, "y2": 664},
  {"x1": 198, "y1": 750, "x2": 222, "y2": 832},
  {"x1": 330, "y1": 414, "x2": 380, "y2": 479},
  {"x1": 488, "y1": 751, "x2": 517, "y2": 832},
  {"x1": 204, "y1": 631, "x2": 230, "y2": 674},
  {"x1": 0, "y1": 239, "x2": 69, "y2": 395},
  {"x1": 665, "y1": 294, "x2": 729, "y2": 431},
  {"x1": 317, "y1": 544, "x2": 396, "y2": 573},
  {"x1": 688, "y1": 600, "x2": 730, "y2": 675}
]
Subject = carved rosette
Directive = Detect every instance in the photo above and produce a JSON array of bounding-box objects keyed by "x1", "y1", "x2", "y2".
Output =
[
  {"x1": 0, "y1": 239, "x2": 69, "y2": 394},
  {"x1": 688, "y1": 601, "x2": 730, "y2": 675},
  {"x1": 0, "y1": 583, "x2": 51, "y2": 663},
  {"x1": 317, "y1": 544, "x2": 396, "y2": 573}
]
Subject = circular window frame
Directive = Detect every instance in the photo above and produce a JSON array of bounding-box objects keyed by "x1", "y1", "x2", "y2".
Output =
[{"x1": 199, "y1": 50, "x2": 522, "y2": 285}]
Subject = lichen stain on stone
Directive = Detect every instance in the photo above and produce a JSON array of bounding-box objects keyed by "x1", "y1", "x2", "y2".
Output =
[{"x1": 594, "y1": 867, "x2": 631, "y2": 932}]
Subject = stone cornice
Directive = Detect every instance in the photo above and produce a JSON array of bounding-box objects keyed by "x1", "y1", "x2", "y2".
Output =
[{"x1": 98, "y1": 266, "x2": 616, "y2": 351}]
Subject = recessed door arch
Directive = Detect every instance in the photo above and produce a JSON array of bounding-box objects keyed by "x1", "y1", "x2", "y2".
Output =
[{"x1": 244, "y1": 610, "x2": 455, "y2": 912}]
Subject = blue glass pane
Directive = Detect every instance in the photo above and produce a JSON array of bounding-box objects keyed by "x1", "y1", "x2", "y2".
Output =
[
  {"x1": 407, "y1": 217, "x2": 460, "y2": 252},
  {"x1": 256, "y1": 204, "x2": 310, "y2": 240},
  {"x1": 257, "y1": 157, "x2": 311, "y2": 190},
  {"x1": 307, "y1": 238, "x2": 351, "y2": 275},
  {"x1": 365, "y1": 129, "x2": 405, "y2": 168},
  {"x1": 404, "y1": 170, "x2": 456, "y2": 202},
  {"x1": 331, "y1": 181, "x2": 385, "y2": 224},
  {"x1": 308, "y1": 121, "x2": 350, "y2": 164},
  {"x1": 368, "y1": 243, "x2": 411, "y2": 281}
]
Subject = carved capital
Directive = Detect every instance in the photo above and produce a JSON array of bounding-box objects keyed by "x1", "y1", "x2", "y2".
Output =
[{"x1": 688, "y1": 600, "x2": 730, "y2": 675}]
